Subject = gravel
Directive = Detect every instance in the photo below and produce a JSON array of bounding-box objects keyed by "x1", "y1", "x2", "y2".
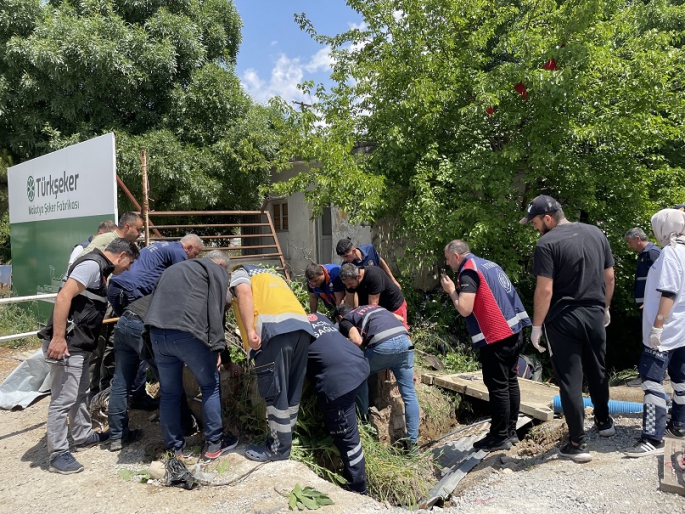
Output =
[{"x1": 428, "y1": 415, "x2": 685, "y2": 514}]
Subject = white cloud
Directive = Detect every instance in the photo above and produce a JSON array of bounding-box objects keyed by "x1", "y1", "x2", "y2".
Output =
[
  {"x1": 270, "y1": 40, "x2": 278, "y2": 46},
  {"x1": 241, "y1": 47, "x2": 334, "y2": 105}
]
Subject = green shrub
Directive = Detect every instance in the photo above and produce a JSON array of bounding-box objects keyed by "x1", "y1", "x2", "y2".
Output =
[{"x1": 0, "y1": 302, "x2": 42, "y2": 349}]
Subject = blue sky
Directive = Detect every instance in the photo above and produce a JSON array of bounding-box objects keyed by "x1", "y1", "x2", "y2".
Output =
[{"x1": 233, "y1": 0, "x2": 363, "y2": 105}]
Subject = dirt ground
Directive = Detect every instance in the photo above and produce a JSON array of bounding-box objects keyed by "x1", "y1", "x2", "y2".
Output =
[
  {"x1": 3, "y1": 344, "x2": 685, "y2": 514},
  {"x1": 0, "y1": 347, "x2": 382, "y2": 514}
]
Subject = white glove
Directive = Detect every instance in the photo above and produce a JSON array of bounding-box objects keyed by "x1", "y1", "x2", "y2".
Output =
[
  {"x1": 604, "y1": 308, "x2": 611, "y2": 327},
  {"x1": 648, "y1": 327, "x2": 663, "y2": 349},
  {"x1": 531, "y1": 326, "x2": 546, "y2": 353}
]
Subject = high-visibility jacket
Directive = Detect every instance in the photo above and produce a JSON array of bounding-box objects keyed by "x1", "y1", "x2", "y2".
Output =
[{"x1": 231, "y1": 264, "x2": 314, "y2": 351}]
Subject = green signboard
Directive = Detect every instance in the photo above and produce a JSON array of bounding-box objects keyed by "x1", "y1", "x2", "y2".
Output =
[{"x1": 7, "y1": 134, "x2": 118, "y2": 317}]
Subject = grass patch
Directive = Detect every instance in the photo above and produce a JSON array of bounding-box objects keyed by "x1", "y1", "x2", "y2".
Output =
[{"x1": 0, "y1": 302, "x2": 43, "y2": 349}]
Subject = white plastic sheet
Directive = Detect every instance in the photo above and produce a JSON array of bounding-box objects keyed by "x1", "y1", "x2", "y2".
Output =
[{"x1": 0, "y1": 349, "x2": 51, "y2": 409}]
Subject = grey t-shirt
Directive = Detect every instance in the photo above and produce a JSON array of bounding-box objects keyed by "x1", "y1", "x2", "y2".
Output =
[{"x1": 68, "y1": 260, "x2": 102, "y2": 289}]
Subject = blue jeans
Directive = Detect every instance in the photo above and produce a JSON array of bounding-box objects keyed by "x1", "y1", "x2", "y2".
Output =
[
  {"x1": 639, "y1": 345, "x2": 685, "y2": 442},
  {"x1": 358, "y1": 335, "x2": 419, "y2": 442},
  {"x1": 151, "y1": 328, "x2": 222, "y2": 451},
  {"x1": 108, "y1": 314, "x2": 159, "y2": 440}
]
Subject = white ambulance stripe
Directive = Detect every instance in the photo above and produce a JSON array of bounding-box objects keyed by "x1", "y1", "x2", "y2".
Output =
[
  {"x1": 642, "y1": 380, "x2": 664, "y2": 393},
  {"x1": 672, "y1": 382, "x2": 685, "y2": 392},
  {"x1": 644, "y1": 394, "x2": 668, "y2": 409},
  {"x1": 347, "y1": 442, "x2": 362, "y2": 457},
  {"x1": 256, "y1": 313, "x2": 310, "y2": 335},
  {"x1": 349, "y1": 451, "x2": 365, "y2": 467},
  {"x1": 471, "y1": 312, "x2": 528, "y2": 343}
]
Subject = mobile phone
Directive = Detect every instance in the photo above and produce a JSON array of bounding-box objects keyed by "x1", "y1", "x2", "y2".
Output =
[{"x1": 45, "y1": 357, "x2": 65, "y2": 365}]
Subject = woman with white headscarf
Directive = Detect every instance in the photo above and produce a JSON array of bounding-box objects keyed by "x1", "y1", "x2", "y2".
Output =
[{"x1": 624, "y1": 208, "x2": 685, "y2": 457}]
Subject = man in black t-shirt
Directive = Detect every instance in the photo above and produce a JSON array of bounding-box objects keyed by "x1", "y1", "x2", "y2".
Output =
[
  {"x1": 339, "y1": 263, "x2": 409, "y2": 329},
  {"x1": 520, "y1": 195, "x2": 616, "y2": 464}
]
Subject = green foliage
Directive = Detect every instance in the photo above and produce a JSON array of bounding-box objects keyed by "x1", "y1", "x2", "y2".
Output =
[
  {"x1": 360, "y1": 423, "x2": 431, "y2": 507},
  {"x1": 0, "y1": 302, "x2": 42, "y2": 349},
  {"x1": 287, "y1": 484, "x2": 334, "y2": 511},
  {"x1": 274, "y1": 0, "x2": 685, "y2": 354},
  {"x1": 117, "y1": 469, "x2": 150, "y2": 482},
  {"x1": 0, "y1": 0, "x2": 280, "y2": 213}
]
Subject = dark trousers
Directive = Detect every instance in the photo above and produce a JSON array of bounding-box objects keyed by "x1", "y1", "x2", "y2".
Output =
[
  {"x1": 479, "y1": 331, "x2": 525, "y2": 440},
  {"x1": 545, "y1": 305, "x2": 610, "y2": 444},
  {"x1": 253, "y1": 330, "x2": 311, "y2": 455},
  {"x1": 638, "y1": 346, "x2": 685, "y2": 442},
  {"x1": 320, "y1": 387, "x2": 367, "y2": 494}
]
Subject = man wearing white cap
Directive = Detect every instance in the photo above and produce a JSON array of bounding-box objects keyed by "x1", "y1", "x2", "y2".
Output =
[{"x1": 520, "y1": 195, "x2": 616, "y2": 463}]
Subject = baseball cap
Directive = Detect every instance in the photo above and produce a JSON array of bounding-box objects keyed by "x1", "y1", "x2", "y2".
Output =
[
  {"x1": 519, "y1": 195, "x2": 562, "y2": 224},
  {"x1": 674, "y1": 203, "x2": 685, "y2": 211}
]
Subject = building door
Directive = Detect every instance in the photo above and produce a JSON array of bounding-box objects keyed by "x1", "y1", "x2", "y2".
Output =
[{"x1": 318, "y1": 206, "x2": 333, "y2": 263}]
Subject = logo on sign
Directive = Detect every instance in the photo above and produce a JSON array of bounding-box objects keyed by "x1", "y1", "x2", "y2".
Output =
[{"x1": 27, "y1": 176, "x2": 35, "y2": 202}]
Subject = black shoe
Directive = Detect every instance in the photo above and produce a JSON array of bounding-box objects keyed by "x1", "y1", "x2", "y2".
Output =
[
  {"x1": 558, "y1": 441, "x2": 592, "y2": 463},
  {"x1": 666, "y1": 424, "x2": 685, "y2": 439},
  {"x1": 473, "y1": 434, "x2": 512, "y2": 452},
  {"x1": 128, "y1": 395, "x2": 159, "y2": 411},
  {"x1": 74, "y1": 431, "x2": 110, "y2": 451},
  {"x1": 508, "y1": 431, "x2": 520, "y2": 445},
  {"x1": 623, "y1": 438, "x2": 664, "y2": 458},
  {"x1": 594, "y1": 416, "x2": 616, "y2": 437},
  {"x1": 109, "y1": 428, "x2": 143, "y2": 452}
]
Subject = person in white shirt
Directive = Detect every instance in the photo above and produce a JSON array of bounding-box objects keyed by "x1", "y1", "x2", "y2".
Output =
[{"x1": 624, "y1": 208, "x2": 685, "y2": 457}]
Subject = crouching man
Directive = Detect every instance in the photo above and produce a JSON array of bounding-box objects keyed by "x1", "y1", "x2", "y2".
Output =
[
  {"x1": 307, "y1": 313, "x2": 369, "y2": 493},
  {"x1": 228, "y1": 265, "x2": 314, "y2": 462},
  {"x1": 335, "y1": 304, "x2": 419, "y2": 448},
  {"x1": 40, "y1": 238, "x2": 139, "y2": 474}
]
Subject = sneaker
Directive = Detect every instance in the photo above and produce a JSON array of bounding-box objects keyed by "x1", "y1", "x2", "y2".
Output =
[
  {"x1": 49, "y1": 452, "x2": 84, "y2": 474},
  {"x1": 173, "y1": 441, "x2": 196, "y2": 459},
  {"x1": 473, "y1": 433, "x2": 512, "y2": 452},
  {"x1": 624, "y1": 438, "x2": 665, "y2": 458},
  {"x1": 558, "y1": 442, "x2": 592, "y2": 463},
  {"x1": 595, "y1": 416, "x2": 616, "y2": 437},
  {"x1": 244, "y1": 443, "x2": 290, "y2": 462},
  {"x1": 109, "y1": 428, "x2": 143, "y2": 452},
  {"x1": 74, "y1": 431, "x2": 110, "y2": 451},
  {"x1": 203, "y1": 434, "x2": 239, "y2": 460},
  {"x1": 666, "y1": 425, "x2": 685, "y2": 439}
]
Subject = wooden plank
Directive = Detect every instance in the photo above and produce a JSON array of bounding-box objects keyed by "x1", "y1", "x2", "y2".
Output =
[
  {"x1": 426, "y1": 371, "x2": 555, "y2": 421},
  {"x1": 421, "y1": 374, "x2": 434, "y2": 385},
  {"x1": 661, "y1": 436, "x2": 685, "y2": 496}
]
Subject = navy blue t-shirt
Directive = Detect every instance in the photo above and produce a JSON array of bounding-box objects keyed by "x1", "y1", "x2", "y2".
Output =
[
  {"x1": 306, "y1": 313, "x2": 369, "y2": 402},
  {"x1": 109, "y1": 241, "x2": 187, "y2": 298}
]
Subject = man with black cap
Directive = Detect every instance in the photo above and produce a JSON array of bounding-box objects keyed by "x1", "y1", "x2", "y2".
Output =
[{"x1": 520, "y1": 195, "x2": 616, "y2": 463}]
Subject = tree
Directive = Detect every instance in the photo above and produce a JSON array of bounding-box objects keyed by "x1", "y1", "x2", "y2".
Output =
[
  {"x1": 272, "y1": 0, "x2": 685, "y2": 294},
  {"x1": 0, "y1": 0, "x2": 280, "y2": 216}
]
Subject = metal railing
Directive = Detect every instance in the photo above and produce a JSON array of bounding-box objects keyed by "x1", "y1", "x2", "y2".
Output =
[{"x1": 0, "y1": 293, "x2": 56, "y2": 343}]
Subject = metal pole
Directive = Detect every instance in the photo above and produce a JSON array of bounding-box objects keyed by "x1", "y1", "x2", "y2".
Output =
[
  {"x1": 0, "y1": 293, "x2": 58, "y2": 304},
  {"x1": 141, "y1": 150, "x2": 150, "y2": 246},
  {"x1": 0, "y1": 331, "x2": 40, "y2": 343}
]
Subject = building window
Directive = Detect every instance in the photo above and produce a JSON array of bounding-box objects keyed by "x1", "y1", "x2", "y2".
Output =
[{"x1": 273, "y1": 201, "x2": 288, "y2": 230}]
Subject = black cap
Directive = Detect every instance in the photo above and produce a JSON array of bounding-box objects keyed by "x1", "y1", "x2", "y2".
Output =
[
  {"x1": 519, "y1": 195, "x2": 562, "y2": 224},
  {"x1": 674, "y1": 204, "x2": 685, "y2": 211}
]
